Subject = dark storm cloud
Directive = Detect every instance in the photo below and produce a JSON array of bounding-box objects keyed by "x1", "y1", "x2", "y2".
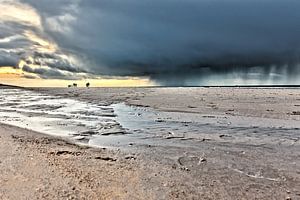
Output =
[
  {"x1": 22, "y1": 64, "x2": 82, "y2": 80},
  {"x1": 3, "y1": 0, "x2": 300, "y2": 84},
  {"x1": 22, "y1": 74, "x2": 37, "y2": 79},
  {"x1": 22, "y1": 64, "x2": 63, "y2": 77},
  {"x1": 0, "y1": 52, "x2": 19, "y2": 67},
  {"x1": 31, "y1": 52, "x2": 86, "y2": 73},
  {"x1": 0, "y1": 21, "x2": 34, "y2": 67}
]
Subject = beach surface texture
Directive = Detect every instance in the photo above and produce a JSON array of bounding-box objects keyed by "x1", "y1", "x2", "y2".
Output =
[{"x1": 0, "y1": 86, "x2": 299, "y2": 199}]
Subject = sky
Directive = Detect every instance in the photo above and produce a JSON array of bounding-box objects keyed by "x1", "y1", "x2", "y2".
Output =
[{"x1": 0, "y1": 0, "x2": 300, "y2": 87}]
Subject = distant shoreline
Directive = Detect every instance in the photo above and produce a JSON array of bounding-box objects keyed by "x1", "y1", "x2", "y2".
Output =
[
  {"x1": 1, "y1": 83, "x2": 300, "y2": 89},
  {"x1": 139, "y1": 85, "x2": 300, "y2": 88},
  {"x1": 0, "y1": 83, "x2": 23, "y2": 89},
  {"x1": 31, "y1": 85, "x2": 300, "y2": 89}
]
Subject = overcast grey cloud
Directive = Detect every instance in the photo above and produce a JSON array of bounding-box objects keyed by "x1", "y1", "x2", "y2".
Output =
[{"x1": 1, "y1": 0, "x2": 300, "y2": 84}]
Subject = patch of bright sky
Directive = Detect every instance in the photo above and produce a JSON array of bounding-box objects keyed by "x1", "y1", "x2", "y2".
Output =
[{"x1": 0, "y1": 66, "x2": 155, "y2": 87}]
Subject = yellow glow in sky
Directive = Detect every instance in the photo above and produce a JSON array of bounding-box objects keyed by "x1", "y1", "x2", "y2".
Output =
[
  {"x1": 0, "y1": 66, "x2": 154, "y2": 87},
  {"x1": 0, "y1": 67, "x2": 22, "y2": 74}
]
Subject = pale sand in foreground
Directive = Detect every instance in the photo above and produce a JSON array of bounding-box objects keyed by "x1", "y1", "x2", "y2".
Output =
[
  {"x1": 0, "y1": 87, "x2": 300, "y2": 199},
  {"x1": 0, "y1": 124, "x2": 152, "y2": 200}
]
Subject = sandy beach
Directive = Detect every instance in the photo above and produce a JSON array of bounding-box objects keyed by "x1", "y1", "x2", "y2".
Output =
[
  {"x1": 0, "y1": 87, "x2": 300, "y2": 199},
  {"x1": 1, "y1": 0, "x2": 300, "y2": 199}
]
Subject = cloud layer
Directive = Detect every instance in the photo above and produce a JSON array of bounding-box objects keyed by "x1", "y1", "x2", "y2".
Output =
[{"x1": 1, "y1": 0, "x2": 300, "y2": 85}]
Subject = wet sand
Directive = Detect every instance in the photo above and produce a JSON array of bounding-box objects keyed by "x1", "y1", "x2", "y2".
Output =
[{"x1": 1, "y1": 87, "x2": 300, "y2": 199}]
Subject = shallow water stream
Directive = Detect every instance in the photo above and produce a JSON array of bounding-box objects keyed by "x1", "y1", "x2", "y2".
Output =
[
  {"x1": 0, "y1": 89, "x2": 299, "y2": 149},
  {"x1": 0, "y1": 89, "x2": 194, "y2": 148}
]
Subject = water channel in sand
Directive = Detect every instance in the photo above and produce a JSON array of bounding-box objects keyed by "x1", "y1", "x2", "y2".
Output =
[
  {"x1": 0, "y1": 89, "x2": 195, "y2": 148},
  {"x1": 0, "y1": 89, "x2": 299, "y2": 149}
]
